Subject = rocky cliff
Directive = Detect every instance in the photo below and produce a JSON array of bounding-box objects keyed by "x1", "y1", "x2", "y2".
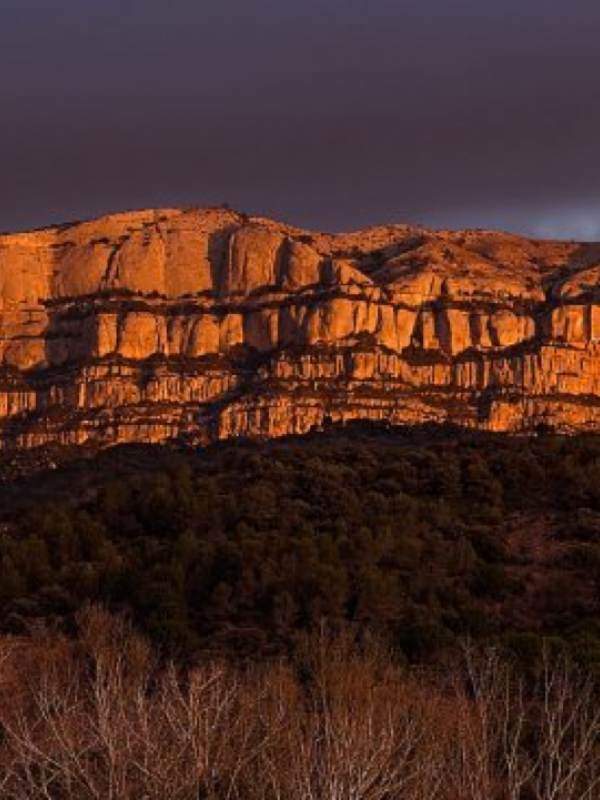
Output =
[{"x1": 2, "y1": 205, "x2": 600, "y2": 451}]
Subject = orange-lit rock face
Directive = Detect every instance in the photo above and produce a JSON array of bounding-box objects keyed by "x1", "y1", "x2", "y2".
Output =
[{"x1": 1, "y1": 207, "x2": 600, "y2": 449}]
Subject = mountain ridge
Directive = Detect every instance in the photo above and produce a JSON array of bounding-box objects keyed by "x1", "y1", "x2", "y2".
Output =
[{"x1": 1, "y1": 205, "x2": 600, "y2": 452}]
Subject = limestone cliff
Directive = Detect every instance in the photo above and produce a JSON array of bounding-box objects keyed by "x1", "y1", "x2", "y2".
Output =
[{"x1": 2, "y1": 206, "x2": 600, "y2": 451}]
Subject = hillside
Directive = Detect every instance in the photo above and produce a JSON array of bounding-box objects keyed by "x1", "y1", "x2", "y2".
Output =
[{"x1": 2, "y1": 423, "x2": 600, "y2": 670}]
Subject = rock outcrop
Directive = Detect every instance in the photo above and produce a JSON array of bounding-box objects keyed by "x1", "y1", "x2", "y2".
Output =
[{"x1": 2, "y1": 206, "x2": 600, "y2": 451}]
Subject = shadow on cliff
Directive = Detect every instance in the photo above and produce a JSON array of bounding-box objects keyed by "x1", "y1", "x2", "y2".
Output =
[{"x1": 208, "y1": 225, "x2": 240, "y2": 296}]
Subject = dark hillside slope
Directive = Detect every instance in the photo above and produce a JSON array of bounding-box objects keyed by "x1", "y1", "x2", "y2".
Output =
[{"x1": 1, "y1": 423, "x2": 600, "y2": 671}]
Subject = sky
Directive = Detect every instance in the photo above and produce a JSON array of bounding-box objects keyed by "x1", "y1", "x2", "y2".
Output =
[{"x1": 2, "y1": 0, "x2": 600, "y2": 239}]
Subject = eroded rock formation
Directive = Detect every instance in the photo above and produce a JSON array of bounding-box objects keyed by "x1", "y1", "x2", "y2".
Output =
[{"x1": 2, "y1": 206, "x2": 600, "y2": 450}]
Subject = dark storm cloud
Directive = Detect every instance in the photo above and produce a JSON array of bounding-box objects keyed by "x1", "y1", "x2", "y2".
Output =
[{"x1": 2, "y1": 0, "x2": 600, "y2": 239}]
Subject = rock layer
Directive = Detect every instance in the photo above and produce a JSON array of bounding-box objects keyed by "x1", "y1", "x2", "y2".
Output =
[{"x1": 2, "y1": 206, "x2": 600, "y2": 450}]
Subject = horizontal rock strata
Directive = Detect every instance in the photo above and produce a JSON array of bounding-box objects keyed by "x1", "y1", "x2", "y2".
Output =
[{"x1": 2, "y1": 206, "x2": 600, "y2": 449}]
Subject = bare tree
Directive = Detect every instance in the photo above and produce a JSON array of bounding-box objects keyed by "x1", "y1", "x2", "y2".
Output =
[
  {"x1": 530, "y1": 652, "x2": 600, "y2": 800},
  {"x1": 261, "y1": 625, "x2": 442, "y2": 800},
  {"x1": 0, "y1": 610, "x2": 276, "y2": 800},
  {"x1": 444, "y1": 646, "x2": 532, "y2": 800},
  {"x1": 2, "y1": 612, "x2": 600, "y2": 800}
]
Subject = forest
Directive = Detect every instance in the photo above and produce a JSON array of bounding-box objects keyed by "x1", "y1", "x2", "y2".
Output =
[{"x1": 0, "y1": 422, "x2": 600, "y2": 674}]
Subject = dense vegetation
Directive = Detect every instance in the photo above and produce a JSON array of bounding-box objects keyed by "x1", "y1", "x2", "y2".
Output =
[{"x1": 2, "y1": 423, "x2": 600, "y2": 670}]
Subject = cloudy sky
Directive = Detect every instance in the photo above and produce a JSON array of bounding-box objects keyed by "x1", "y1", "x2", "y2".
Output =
[{"x1": 2, "y1": 0, "x2": 600, "y2": 239}]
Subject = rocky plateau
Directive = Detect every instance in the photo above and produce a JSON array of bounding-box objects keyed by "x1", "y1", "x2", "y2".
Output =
[{"x1": 2, "y1": 205, "x2": 600, "y2": 454}]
